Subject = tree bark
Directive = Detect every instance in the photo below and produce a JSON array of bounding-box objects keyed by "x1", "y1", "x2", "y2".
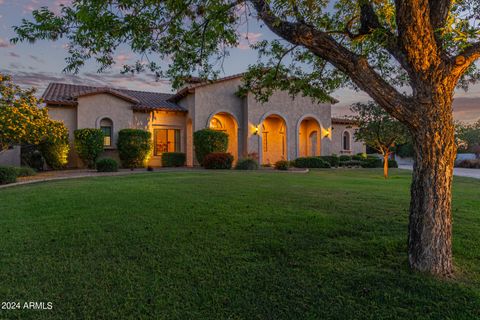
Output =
[
  {"x1": 408, "y1": 94, "x2": 456, "y2": 277},
  {"x1": 383, "y1": 153, "x2": 390, "y2": 179}
]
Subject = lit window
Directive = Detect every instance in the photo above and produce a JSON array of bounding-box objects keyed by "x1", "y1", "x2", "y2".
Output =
[
  {"x1": 209, "y1": 117, "x2": 223, "y2": 130},
  {"x1": 154, "y1": 129, "x2": 180, "y2": 156},
  {"x1": 100, "y1": 118, "x2": 113, "y2": 147}
]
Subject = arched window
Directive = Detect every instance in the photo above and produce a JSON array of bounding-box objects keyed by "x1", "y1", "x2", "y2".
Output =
[
  {"x1": 100, "y1": 118, "x2": 113, "y2": 147},
  {"x1": 342, "y1": 131, "x2": 350, "y2": 151}
]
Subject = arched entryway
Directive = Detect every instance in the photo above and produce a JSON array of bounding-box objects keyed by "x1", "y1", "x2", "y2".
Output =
[
  {"x1": 208, "y1": 112, "x2": 238, "y2": 160},
  {"x1": 298, "y1": 117, "x2": 321, "y2": 157},
  {"x1": 261, "y1": 114, "x2": 287, "y2": 165}
]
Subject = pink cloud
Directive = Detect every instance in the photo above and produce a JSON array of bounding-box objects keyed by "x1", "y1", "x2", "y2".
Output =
[
  {"x1": 237, "y1": 32, "x2": 262, "y2": 50},
  {"x1": 0, "y1": 37, "x2": 13, "y2": 48}
]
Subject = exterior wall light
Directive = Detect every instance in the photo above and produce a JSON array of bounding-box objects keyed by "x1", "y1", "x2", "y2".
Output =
[{"x1": 253, "y1": 125, "x2": 259, "y2": 135}]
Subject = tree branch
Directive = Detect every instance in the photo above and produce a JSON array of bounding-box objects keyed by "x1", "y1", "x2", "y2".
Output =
[
  {"x1": 450, "y1": 42, "x2": 480, "y2": 78},
  {"x1": 249, "y1": 0, "x2": 416, "y2": 125},
  {"x1": 429, "y1": 0, "x2": 452, "y2": 32}
]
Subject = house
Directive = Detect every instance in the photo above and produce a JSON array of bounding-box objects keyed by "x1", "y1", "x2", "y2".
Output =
[{"x1": 42, "y1": 74, "x2": 365, "y2": 167}]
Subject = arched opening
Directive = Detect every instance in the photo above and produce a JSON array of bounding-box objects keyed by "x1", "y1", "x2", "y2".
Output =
[
  {"x1": 99, "y1": 118, "x2": 113, "y2": 147},
  {"x1": 342, "y1": 131, "x2": 351, "y2": 151},
  {"x1": 208, "y1": 112, "x2": 238, "y2": 161},
  {"x1": 298, "y1": 117, "x2": 321, "y2": 157},
  {"x1": 261, "y1": 114, "x2": 287, "y2": 165}
]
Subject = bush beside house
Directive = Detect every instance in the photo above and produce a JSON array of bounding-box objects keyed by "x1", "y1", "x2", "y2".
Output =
[
  {"x1": 0, "y1": 166, "x2": 17, "y2": 184},
  {"x1": 274, "y1": 160, "x2": 290, "y2": 170},
  {"x1": 162, "y1": 152, "x2": 186, "y2": 167},
  {"x1": 293, "y1": 157, "x2": 331, "y2": 168},
  {"x1": 235, "y1": 158, "x2": 259, "y2": 170},
  {"x1": 193, "y1": 129, "x2": 228, "y2": 166},
  {"x1": 203, "y1": 153, "x2": 233, "y2": 169},
  {"x1": 39, "y1": 140, "x2": 69, "y2": 170},
  {"x1": 117, "y1": 129, "x2": 152, "y2": 169},
  {"x1": 74, "y1": 129, "x2": 104, "y2": 169},
  {"x1": 96, "y1": 158, "x2": 118, "y2": 172}
]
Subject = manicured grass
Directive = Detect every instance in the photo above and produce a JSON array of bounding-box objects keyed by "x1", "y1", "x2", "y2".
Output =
[{"x1": 0, "y1": 169, "x2": 479, "y2": 319}]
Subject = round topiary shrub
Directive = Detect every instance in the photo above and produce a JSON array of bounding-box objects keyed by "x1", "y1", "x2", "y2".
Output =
[
  {"x1": 274, "y1": 160, "x2": 290, "y2": 170},
  {"x1": 39, "y1": 141, "x2": 69, "y2": 170},
  {"x1": 0, "y1": 166, "x2": 17, "y2": 185},
  {"x1": 235, "y1": 158, "x2": 259, "y2": 170},
  {"x1": 162, "y1": 152, "x2": 186, "y2": 167},
  {"x1": 117, "y1": 129, "x2": 152, "y2": 169},
  {"x1": 203, "y1": 152, "x2": 233, "y2": 169},
  {"x1": 74, "y1": 128, "x2": 104, "y2": 169},
  {"x1": 193, "y1": 129, "x2": 228, "y2": 166},
  {"x1": 96, "y1": 158, "x2": 118, "y2": 172}
]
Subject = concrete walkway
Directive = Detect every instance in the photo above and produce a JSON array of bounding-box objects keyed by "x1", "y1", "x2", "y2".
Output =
[{"x1": 398, "y1": 165, "x2": 480, "y2": 179}]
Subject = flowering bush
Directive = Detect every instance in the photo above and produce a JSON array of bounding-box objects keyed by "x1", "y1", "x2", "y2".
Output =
[{"x1": 203, "y1": 152, "x2": 233, "y2": 169}]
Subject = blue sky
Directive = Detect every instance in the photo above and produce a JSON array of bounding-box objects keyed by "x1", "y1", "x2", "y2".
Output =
[{"x1": 1, "y1": 0, "x2": 480, "y2": 122}]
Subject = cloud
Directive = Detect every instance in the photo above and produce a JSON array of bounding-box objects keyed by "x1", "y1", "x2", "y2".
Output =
[
  {"x1": 9, "y1": 52, "x2": 20, "y2": 58},
  {"x1": 453, "y1": 97, "x2": 480, "y2": 123},
  {"x1": 0, "y1": 37, "x2": 13, "y2": 48},
  {"x1": 115, "y1": 53, "x2": 132, "y2": 65},
  {"x1": 29, "y1": 54, "x2": 45, "y2": 63},
  {"x1": 237, "y1": 32, "x2": 262, "y2": 50}
]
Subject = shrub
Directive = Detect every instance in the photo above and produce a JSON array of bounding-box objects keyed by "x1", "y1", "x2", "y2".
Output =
[
  {"x1": 39, "y1": 141, "x2": 69, "y2": 169},
  {"x1": 14, "y1": 166, "x2": 36, "y2": 177},
  {"x1": 339, "y1": 155, "x2": 352, "y2": 162},
  {"x1": 319, "y1": 155, "x2": 339, "y2": 167},
  {"x1": 162, "y1": 152, "x2": 186, "y2": 167},
  {"x1": 339, "y1": 160, "x2": 364, "y2": 167},
  {"x1": 361, "y1": 157, "x2": 383, "y2": 168},
  {"x1": 21, "y1": 147, "x2": 44, "y2": 171},
  {"x1": 293, "y1": 157, "x2": 331, "y2": 168},
  {"x1": 203, "y1": 152, "x2": 233, "y2": 169},
  {"x1": 0, "y1": 166, "x2": 17, "y2": 185},
  {"x1": 274, "y1": 160, "x2": 290, "y2": 170},
  {"x1": 117, "y1": 129, "x2": 152, "y2": 169},
  {"x1": 235, "y1": 158, "x2": 259, "y2": 170},
  {"x1": 96, "y1": 158, "x2": 118, "y2": 172},
  {"x1": 193, "y1": 129, "x2": 228, "y2": 165},
  {"x1": 74, "y1": 129, "x2": 104, "y2": 168},
  {"x1": 456, "y1": 159, "x2": 480, "y2": 168},
  {"x1": 352, "y1": 153, "x2": 367, "y2": 161},
  {"x1": 388, "y1": 159, "x2": 398, "y2": 168}
]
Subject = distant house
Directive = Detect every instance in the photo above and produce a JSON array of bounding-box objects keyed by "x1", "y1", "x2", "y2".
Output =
[{"x1": 43, "y1": 73, "x2": 365, "y2": 167}]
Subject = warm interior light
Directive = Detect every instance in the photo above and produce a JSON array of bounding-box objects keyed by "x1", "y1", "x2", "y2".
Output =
[
  {"x1": 322, "y1": 127, "x2": 331, "y2": 138},
  {"x1": 253, "y1": 125, "x2": 259, "y2": 135}
]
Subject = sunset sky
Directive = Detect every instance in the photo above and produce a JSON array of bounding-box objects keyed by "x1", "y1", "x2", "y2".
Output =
[{"x1": 1, "y1": 0, "x2": 480, "y2": 122}]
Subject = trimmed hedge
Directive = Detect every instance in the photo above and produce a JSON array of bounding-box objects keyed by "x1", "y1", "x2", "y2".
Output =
[
  {"x1": 117, "y1": 129, "x2": 152, "y2": 169},
  {"x1": 274, "y1": 160, "x2": 290, "y2": 170},
  {"x1": 14, "y1": 166, "x2": 36, "y2": 177},
  {"x1": 456, "y1": 159, "x2": 480, "y2": 168},
  {"x1": 293, "y1": 157, "x2": 331, "y2": 168},
  {"x1": 319, "y1": 155, "x2": 339, "y2": 167},
  {"x1": 162, "y1": 152, "x2": 186, "y2": 167},
  {"x1": 193, "y1": 129, "x2": 228, "y2": 165},
  {"x1": 74, "y1": 129, "x2": 104, "y2": 169},
  {"x1": 339, "y1": 160, "x2": 363, "y2": 167},
  {"x1": 235, "y1": 158, "x2": 259, "y2": 170},
  {"x1": 0, "y1": 166, "x2": 17, "y2": 185},
  {"x1": 39, "y1": 141, "x2": 69, "y2": 169},
  {"x1": 96, "y1": 158, "x2": 118, "y2": 172},
  {"x1": 360, "y1": 157, "x2": 383, "y2": 168},
  {"x1": 203, "y1": 152, "x2": 233, "y2": 169},
  {"x1": 339, "y1": 155, "x2": 352, "y2": 162}
]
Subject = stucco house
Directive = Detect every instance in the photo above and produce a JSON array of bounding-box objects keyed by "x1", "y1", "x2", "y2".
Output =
[{"x1": 42, "y1": 74, "x2": 365, "y2": 167}]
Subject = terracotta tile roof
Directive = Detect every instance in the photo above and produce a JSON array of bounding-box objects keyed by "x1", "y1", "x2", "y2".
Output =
[
  {"x1": 42, "y1": 83, "x2": 185, "y2": 112},
  {"x1": 331, "y1": 117, "x2": 358, "y2": 125}
]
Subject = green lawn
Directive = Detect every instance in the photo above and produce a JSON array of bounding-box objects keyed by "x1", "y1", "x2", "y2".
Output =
[{"x1": 0, "y1": 169, "x2": 479, "y2": 319}]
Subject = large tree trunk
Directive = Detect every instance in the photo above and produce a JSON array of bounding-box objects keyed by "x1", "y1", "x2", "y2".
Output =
[
  {"x1": 408, "y1": 95, "x2": 456, "y2": 277},
  {"x1": 383, "y1": 153, "x2": 389, "y2": 179}
]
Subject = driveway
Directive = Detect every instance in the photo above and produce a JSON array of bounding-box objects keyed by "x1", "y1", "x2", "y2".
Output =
[{"x1": 398, "y1": 165, "x2": 480, "y2": 179}]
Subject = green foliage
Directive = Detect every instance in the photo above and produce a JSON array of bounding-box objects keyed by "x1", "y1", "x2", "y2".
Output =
[
  {"x1": 293, "y1": 157, "x2": 331, "y2": 168},
  {"x1": 203, "y1": 152, "x2": 233, "y2": 169},
  {"x1": 388, "y1": 159, "x2": 398, "y2": 168},
  {"x1": 274, "y1": 160, "x2": 290, "y2": 170},
  {"x1": 0, "y1": 74, "x2": 69, "y2": 150},
  {"x1": 235, "y1": 158, "x2": 259, "y2": 170},
  {"x1": 96, "y1": 158, "x2": 118, "y2": 172},
  {"x1": 21, "y1": 147, "x2": 44, "y2": 171},
  {"x1": 339, "y1": 160, "x2": 363, "y2": 167},
  {"x1": 351, "y1": 102, "x2": 409, "y2": 156},
  {"x1": 74, "y1": 129, "x2": 104, "y2": 169},
  {"x1": 117, "y1": 129, "x2": 152, "y2": 169},
  {"x1": 162, "y1": 152, "x2": 186, "y2": 167},
  {"x1": 339, "y1": 155, "x2": 352, "y2": 162},
  {"x1": 352, "y1": 153, "x2": 367, "y2": 161},
  {"x1": 13, "y1": 166, "x2": 36, "y2": 177},
  {"x1": 193, "y1": 129, "x2": 228, "y2": 166},
  {"x1": 39, "y1": 140, "x2": 69, "y2": 170},
  {"x1": 0, "y1": 166, "x2": 17, "y2": 185},
  {"x1": 456, "y1": 120, "x2": 480, "y2": 155},
  {"x1": 360, "y1": 157, "x2": 383, "y2": 168},
  {"x1": 396, "y1": 142, "x2": 414, "y2": 158},
  {"x1": 319, "y1": 155, "x2": 340, "y2": 167}
]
